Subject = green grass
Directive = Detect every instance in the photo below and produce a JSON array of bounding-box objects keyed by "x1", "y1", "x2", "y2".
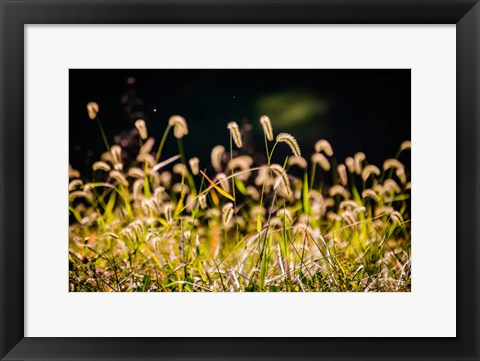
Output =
[{"x1": 69, "y1": 113, "x2": 411, "y2": 292}]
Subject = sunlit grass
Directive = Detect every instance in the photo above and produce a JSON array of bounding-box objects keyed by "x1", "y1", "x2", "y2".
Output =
[{"x1": 69, "y1": 105, "x2": 411, "y2": 292}]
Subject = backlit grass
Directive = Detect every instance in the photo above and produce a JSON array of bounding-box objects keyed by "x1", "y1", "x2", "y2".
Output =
[{"x1": 69, "y1": 105, "x2": 411, "y2": 292}]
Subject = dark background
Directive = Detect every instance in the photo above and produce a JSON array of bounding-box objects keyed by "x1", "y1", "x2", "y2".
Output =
[{"x1": 69, "y1": 69, "x2": 410, "y2": 175}]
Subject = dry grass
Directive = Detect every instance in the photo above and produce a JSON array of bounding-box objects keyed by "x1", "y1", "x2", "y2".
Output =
[{"x1": 69, "y1": 108, "x2": 411, "y2": 292}]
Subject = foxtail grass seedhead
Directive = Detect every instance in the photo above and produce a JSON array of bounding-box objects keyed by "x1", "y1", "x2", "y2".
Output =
[
  {"x1": 142, "y1": 198, "x2": 161, "y2": 216},
  {"x1": 383, "y1": 158, "x2": 405, "y2": 173},
  {"x1": 160, "y1": 172, "x2": 172, "y2": 188},
  {"x1": 362, "y1": 188, "x2": 380, "y2": 202},
  {"x1": 222, "y1": 202, "x2": 234, "y2": 226},
  {"x1": 246, "y1": 186, "x2": 260, "y2": 200},
  {"x1": 215, "y1": 173, "x2": 230, "y2": 192},
  {"x1": 354, "y1": 152, "x2": 366, "y2": 175},
  {"x1": 361, "y1": 165, "x2": 381, "y2": 182},
  {"x1": 383, "y1": 179, "x2": 401, "y2": 194},
  {"x1": 211, "y1": 145, "x2": 225, "y2": 172},
  {"x1": 396, "y1": 168, "x2": 407, "y2": 184},
  {"x1": 153, "y1": 186, "x2": 166, "y2": 203},
  {"x1": 314, "y1": 139, "x2": 333, "y2": 157},
  {"x1": 341, "y1": 211, "x2": 357, "y2": 226},
  {"x1": 227, "y1": 121, "x2": 243, "y2": 148},
  {"x1": 337, "y1": 164, "x2": 348, "y2": 186},
  {"x1": 172, "y1": 183, "x2": 189, "y2": 195},
  {"x1": 206, "y1": 208, "x2": 221, "y2": 219},
  {"x1": 168, "y1": 115, "x2": 189, "y2": 138},
  {"x1": 375, "y1": 206, "x2": 395, "y2": 217},
  {"x1": 288, "y1": 156, "x2": 307, "y2": 169},
  {"x1": 100, "y1": 152, "x2": 114, "y2": 165},
  {"x1": 255, "y1": 166, "x2": 270, "y2": 187},
  {"x1": 68, "y1": 179, "x2": 83, "y2": 191},
  {"x1": 83, "y1": 183, "x2": 95, "y2": 192},
  {"x1": 311, "y1": 153, "x2": 331, "y2": 171},
  {"x1": 69, "y1": 165, "x2": 80, "y2": 179},
  {"x1": 270, "y1": 164, "x2": 291, "y2": 195},
  {"x1": 195, "y1": 234, "x2": 200, "y2": 249},
  {"x1": 69, "y1": 190, "x2": 92, "y2": 203},
  {"x1": 135, "y1": 119, "x2": 148, "y2": 140},
  {"x1": 92, "y1": 161, "x2": 111, "y2": 172},
  {"x1": 198, "y1": 194, "x2": 207, "y2": 209},
  {"x1": 327, "y1": 211, "x2": 342, "y2": 222},
  {"x1": 260, "y1": 115, "x2": 274, "y2": 141},
  {"x1": 276, "y1": 208, "x2": 292, "y2": 223},
  {"x1": 329, "y1": 185, "x2": 349, "y2": 199},
  {"x1": 164, "y1": 204, "x2": 173, "y2": 223},
  {"x1": 109, "y1": 170, "x2": 129, "y2": 187},
  {"x1": 228, "y1": 155, "x2": 253, "y2": 171},
  {"x1": 400, "y1": 140, "x2": 412, "y2": 152},
  {"x1": 140, "y1": 138, "x2": 155, "y2": 155},
  {"x1": 345, "y1": 157, "x2": 355, "y2": 173},
  {"x1": 339, "y1": 200, "x2": 361, "y2": 210},
  {"x1": 276, "y1": 133, "x2": 301, "y2": 157},
  {"x1": 111, "y1": 145, "x2": 122, "y2": 165},
  {"x1": 147, "y1": 169, "x2": 161, "y2": 188},
  {"x1": 228, "y1": 156, "x2": 253, "y2": 181},
  {"x1": 373, "y1": 184, "x2": 386, "y2": 196},
  {"x1": 189, "y1": 157, "x2": 200, "y2": 175},
  {"x1": 390, "y1": 211, "x2": 404, "y2": 224},
  {"x1": 173, "y1": 163, "x2": 188, "y2": 177},
  {"x1": 249, "y1": 205, "x2": 266, "y2": 219},
  {"x1": 308, "y1": 189, "x2": 324, "y2": 204},
  {"x1": 127, "y1": 167, "x2": 145, "y2": 179},
  {"x1": 132, "y1": 179, "x2": 144, "y2": 200},
  {"x1": 137, "y1": 153, "x2": 155, "y2": 167},
  {"x1": 86, "y1": 102, "x2": 99, "y2": 120}
]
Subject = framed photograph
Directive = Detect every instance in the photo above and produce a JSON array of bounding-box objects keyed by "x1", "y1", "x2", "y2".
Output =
[{"x1": 1, "y1": 0, "x2": 478, "y2": 360}]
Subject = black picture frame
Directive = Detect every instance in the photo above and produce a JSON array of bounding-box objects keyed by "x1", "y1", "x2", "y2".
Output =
[{"x1": 1, "y1": 1, "x2": 478, "y2": 360}]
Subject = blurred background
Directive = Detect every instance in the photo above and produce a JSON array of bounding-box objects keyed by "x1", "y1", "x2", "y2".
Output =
[{"x1": 69, "y1": 69, "x2": 410, "y2": 175}]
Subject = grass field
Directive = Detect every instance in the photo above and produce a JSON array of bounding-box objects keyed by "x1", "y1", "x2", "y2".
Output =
[{"x1": 69, "y1": 107, "x2": 411, "y2": 292}]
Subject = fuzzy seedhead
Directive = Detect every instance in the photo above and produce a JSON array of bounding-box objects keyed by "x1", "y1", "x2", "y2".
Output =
[
  {"x1": 354, "y1": 152, "x2": 366, "y2": 175},
  {"x1": 198, "y1": 194, "x2": 207, "y2": 210},
  {"x1": 288, "y1": 156, "x2": 307, "y2": 169},
  {"x1": 127, "y1": 167, "x2": 145, "y2": 179},
  {"x1": 276, "y1": 133, "x2": 301, "y2": 157},
  {"x1": 337, "y1": 164, "x2": 348, "y2": 186},
  {"x1": 227, "y1": 121, "x2": 243, "y2": 148},
  {"x1": 260, "y1": 115, "x2": 274, "y2": 141},
  {"x1": 169, "y1": 115, "x2": 189, "y2": 139},
  {"x1": 362, "y1": 188, "x2": 380, "y2": 202},
  {"x1": 222, "y1": 203, "x2": 234, "y2": 226},
  {"x1": 311, "y1": 153, "x2": 331, "y2": 171},
  {"x1": 135, "y1": 119, "x2": 148, "y2": 140},
  {"x1": 189, "y1": 157, "x2": 200, "y2": 175},
  {"x1": 92, "y1": 161, "x2": 111, "y2": 172},
  {"x1": 270, "y1": 164, "x2": 292, "y2": 195},
  {"x1": 329, "y1": 185, "x2": 350, "y2": 199},
  {"x1": 361, "y1": 165, "x2": 381, "y2": 182},
  {"x1": 164, "y1": 204, "x2": 174, "y2": 224},
  {"x1": 400, "y1": 140, "x2": 411, "y2": 152},
  {"x1": 139, "y1": 138, "x2": 155, "y2": 155},
  {"x1": 211, "y1": 145, "x2": 225, "y2": 172},
  {"x1": 383, "y1": 158, "x2": 405, "y2": 173},
  {"x1": 314, "y1": 139, "x2": 333, "y2": 157},
  {"x1": 215, "y1": 173, "x2": 230, "y2": 193},
  {"x1": 86, "y1": 102, "x2": 99, "y2": 120},
  {"x1": 109, "y1": 170, "x2": 129, "y2": 187}
]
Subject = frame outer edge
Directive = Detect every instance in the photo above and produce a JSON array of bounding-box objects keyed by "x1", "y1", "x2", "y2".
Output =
[
  {"x1": 0, "y1": 0, "x2": 479, "y2": 360},
  {"x1": 0, "y1": 0, "x2": 26, "y2": 359},
  {"x1": 457, "y1": 2, "x2": 480, "y2": 359}
]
